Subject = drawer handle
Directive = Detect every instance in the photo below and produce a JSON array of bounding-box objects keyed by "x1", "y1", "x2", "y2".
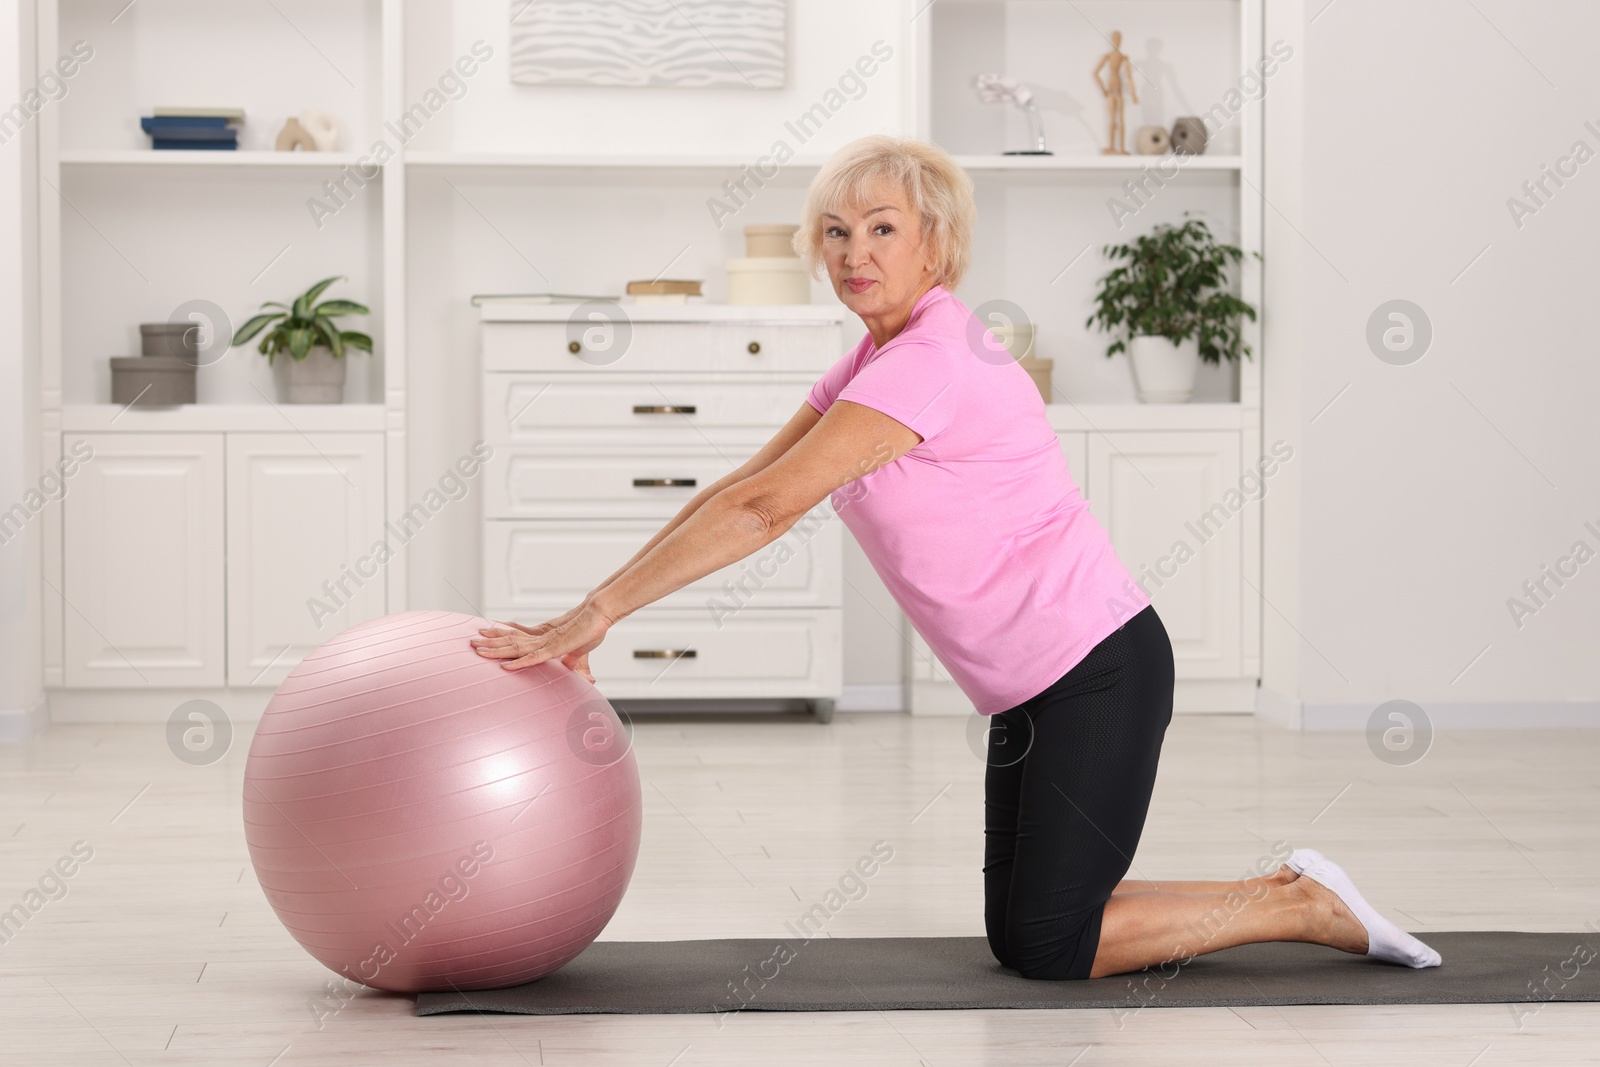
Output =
[
  {"x1": 633, "y1": 404, "x2": 696, "y2": 415},
  {"x1": 633, "y1": 477, "x2": 697, "y2": 487},
  {"x1": 568, "y1": 340, "x2": 582, "y2": 353},
  {"x1": 747, "y1": 341, "x2": 761, "y2": 354},
  {"x1": 634, "y1": 648, "x2": 697, "y2": 660}
]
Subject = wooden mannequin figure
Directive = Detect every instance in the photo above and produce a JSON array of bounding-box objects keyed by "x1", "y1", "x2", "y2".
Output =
[{"x1": 1093, "y1": 30, "x2": 1139, "y2": 156}]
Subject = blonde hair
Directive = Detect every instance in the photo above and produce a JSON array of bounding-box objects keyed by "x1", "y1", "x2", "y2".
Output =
[{"x1": 792, "y1": 135, "x2": 976, "y2": 291}]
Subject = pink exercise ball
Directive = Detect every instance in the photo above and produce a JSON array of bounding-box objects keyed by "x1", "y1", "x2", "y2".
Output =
[{"x1": 242, "y1": 610, "x2": 642, "y2": 993}]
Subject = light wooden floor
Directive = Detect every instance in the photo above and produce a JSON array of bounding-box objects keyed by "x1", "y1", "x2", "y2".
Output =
[{"x1": 2, "y1": 710, "x2": 1598, "y2": 1065}]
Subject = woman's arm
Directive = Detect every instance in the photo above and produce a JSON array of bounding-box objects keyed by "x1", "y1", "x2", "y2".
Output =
[
  {"x1": 498, "y1": 401, "x2": 827, "y2": 641},
  {"x1": 590, "y1": 400, "x2": 827, "y2": 597},
  {"x1": 589, "y1": 399, "x2": 919, "y2": 623},
  {"x1": 473, "y1": 399, "x2": 920, "y2": 669},
  {"x1": 483, "y1": 399, "x2": 838, "y2": 662}
]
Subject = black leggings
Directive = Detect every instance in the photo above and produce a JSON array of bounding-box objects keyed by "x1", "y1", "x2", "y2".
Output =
[{"x1": 983, "y1": 604, "x2": 1175, "y2": 980}]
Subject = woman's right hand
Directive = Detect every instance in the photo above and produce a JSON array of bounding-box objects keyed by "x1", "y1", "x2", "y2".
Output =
[
  {"x1": 497, "y1": 602, "x2": 597, "y2": 683},
  {"x1": 503, "y1": 609, "x2": 574, "y2": 638}
]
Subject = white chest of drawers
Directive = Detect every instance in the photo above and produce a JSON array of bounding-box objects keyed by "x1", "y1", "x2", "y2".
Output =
[{"x1": 479, "y1": 303, "x2": 847, "y2": 718}]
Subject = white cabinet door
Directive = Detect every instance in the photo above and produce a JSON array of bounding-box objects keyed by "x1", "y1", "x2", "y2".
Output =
[
  {"x1": 1087, "y1": 432, "x2": 1242, "y2": 678},
  {"x1": 63, "y1": 433, "x2": 225, "y2": 688},
  {"x1": 226, "y1": 434, "x2": 386, "y2": 688}
]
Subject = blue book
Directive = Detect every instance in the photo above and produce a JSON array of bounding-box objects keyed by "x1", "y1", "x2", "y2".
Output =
[
  {"x1": 151, "y1": 138, "x2": 238, "y2": 151},
  {"x1": 142, "y1": 124, "x2": 238, "y2": 143},
  {"x1": 141, "y1": 115, "x2": 229, "y2": 132}
]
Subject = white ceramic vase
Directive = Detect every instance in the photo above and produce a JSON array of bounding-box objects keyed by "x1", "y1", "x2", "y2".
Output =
[
  {"x1": 1127, "y1": 335, "x2": 1200, "y2": 403},
  {"x1": 273, "y1": 345, "x2": 346, "y2": 404}
]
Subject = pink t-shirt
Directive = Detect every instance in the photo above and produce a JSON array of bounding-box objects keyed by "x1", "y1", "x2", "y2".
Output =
[{"x1": 806, "y1": 283, "x2": 1151, "y2": 715}]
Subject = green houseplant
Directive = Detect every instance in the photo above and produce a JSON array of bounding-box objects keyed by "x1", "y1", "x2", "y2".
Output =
[
  {"x1": 1085, "y1": 213, "x2": 1259, "y2": 402},
  {"x1": 231, "y1": 275, "x2": 372, "y2": 404}
]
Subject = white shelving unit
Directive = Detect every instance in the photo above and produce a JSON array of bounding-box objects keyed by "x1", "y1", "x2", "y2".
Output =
[
  {"x1": 400, "y1": 151, "x2": 1246, "y2": 172},
  {"x1": 908, "y1": 0, "x2": 1266, "y2": 711},
  {"x1": 32, "y1": 0, "x2": 1264, "y2": 719},
  {"x1": 36, "y1": 0, "x2": 409, "y2": 710}
]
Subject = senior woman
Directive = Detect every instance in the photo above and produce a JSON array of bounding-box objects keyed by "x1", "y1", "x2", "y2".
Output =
[{"x1": 471, "y1": 134, "x2": 1442, "y2": 980}]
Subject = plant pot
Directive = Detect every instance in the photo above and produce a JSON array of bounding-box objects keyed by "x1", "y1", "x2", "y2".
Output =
[
  {"x1": 272, "y1": 345, "x2": 346, "y2": 403},
  {"x1": 1127, "y1": 335, "x2": 1200, "y2": 403}
]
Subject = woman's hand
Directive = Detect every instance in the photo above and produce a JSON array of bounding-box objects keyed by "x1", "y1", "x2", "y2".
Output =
[{"x1": 470, "y1": 601, "x2": 613, "y2": 682}]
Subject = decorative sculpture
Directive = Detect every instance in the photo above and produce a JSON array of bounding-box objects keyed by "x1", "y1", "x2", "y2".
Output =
[
  {"x1": 1171, "y1": 116, "x2": 1209, "y2": 156},
  {"x1": 1093, "y1": 30, "x2": 1138, "y2": 156},
  {"x1": 299, "y1": 109, "x2": 339, "y2": 152},
  {"x1": 1135, "y1": 125, "x2": 1170, "y2": 155},
  {"x1": 274, "y1": 116, "x2": 317, "y2": 152}
]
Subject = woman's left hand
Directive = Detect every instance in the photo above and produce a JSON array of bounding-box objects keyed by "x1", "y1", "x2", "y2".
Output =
[{"x1": 470, "y1": 601, "x2": 613, "y2": 680}]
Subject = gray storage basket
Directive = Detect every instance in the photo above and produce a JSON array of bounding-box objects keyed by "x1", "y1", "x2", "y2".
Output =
[
  {"x1": 111, "y1": 356, "x2": 196, "y2": 405},
  {"x1": 139, "y1": 322, "x2": 198, "y2": 360}
]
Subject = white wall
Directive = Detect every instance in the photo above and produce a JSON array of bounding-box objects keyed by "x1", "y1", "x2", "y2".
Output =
[
  {"x1": 1263, "y1": 0, "x2": 1600, "y2": 724},
  {"x1": 0, "y1": 0, "x2": 43, "y2": 737},
  {"x1": 400, "y1": 0, "x2": 916, "y2": 692},
  {"x1": 395, "y1": 1, "x2": 1259, "y2": 697},
  {"x1": 402, "y1": 0, "x2": 910, "y2": 156}
]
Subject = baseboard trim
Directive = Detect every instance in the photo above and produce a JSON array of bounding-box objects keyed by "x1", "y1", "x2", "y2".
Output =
[
  {"x1": 1301, "y1": 701, "x2": 1600, "y2": 731},
  {"x1": 912, "y1": 678, "x2": 1260, "y2": 716},
  {"x1": 70, "y1": 686, "x2": 1590, "y2": 730},
  {"x1": 48, "y1": 688, "x2": 275, "y2": 724},
  {"x1": 0, "y1": 697, "x2": 50, "y2": 742},
  {"x1": 908, "y1": 679, "x2": 974, "y2": 716},
  {"x1": 839, "y1": 683, "x2": 904, "y2": 713},
  {"x1": 1172, "y1": 678, "x2": 1257, "y2": 713},
  {"x1": 1255, "y1": 685, "x2": 1303, "y2": 730},
  {"x1": 48, "y1": 687, "x2": 897, "y2": 723}
]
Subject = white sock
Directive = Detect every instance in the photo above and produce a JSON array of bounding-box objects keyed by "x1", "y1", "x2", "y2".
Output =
[{"x1": 1287, "y1": 848, "x2": 1442, "y2": 968}]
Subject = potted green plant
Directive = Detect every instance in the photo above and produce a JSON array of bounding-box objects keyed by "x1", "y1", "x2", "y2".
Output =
[
  {"x1": 231, "y1": 275, "x2": 372, "y2": 404},
  {"x1": 1085, "y1": 213, "x2": 1259, "y2": 403}
]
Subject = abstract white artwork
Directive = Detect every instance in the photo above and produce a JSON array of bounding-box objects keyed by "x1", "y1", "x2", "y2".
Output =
[{"x1": 510, "y1": 0, "x2": 787, "y2": 88}]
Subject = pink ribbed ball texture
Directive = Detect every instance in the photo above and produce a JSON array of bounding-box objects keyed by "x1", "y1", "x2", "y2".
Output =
[{"x1": 242, "y1": 610, "x2": 642, "y2": 993}]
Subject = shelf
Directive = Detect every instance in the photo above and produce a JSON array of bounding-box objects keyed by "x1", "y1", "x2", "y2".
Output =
[
  {"x1": 58, "y1": 150, "x2": 370, "y2": 168},
  {"x1": 403, "y1": 151, "x2": 1242, "y2": 173},
  {"x1": 404, "y1": 151, "x2": 836, "y2": 170},
  {"x1": 59, "y1": 404, "x2": 388, "y2": 433},
  {"x1": 56, "y1": 148, "x2": 1240, "y2": 177},
  {"x1": 953, "y1": 154, "x2": 1244, "y2": 172},
  {"x1": 479, "y1": 303, "x2": 846, "y2": 323}
]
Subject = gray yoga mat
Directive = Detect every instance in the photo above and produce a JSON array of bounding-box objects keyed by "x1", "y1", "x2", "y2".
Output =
[{"x1": 415, "y1": 932, "x2": 1598, "y2": 1016}]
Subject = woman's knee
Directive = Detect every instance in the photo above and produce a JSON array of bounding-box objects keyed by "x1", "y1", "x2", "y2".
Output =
[
  {"x1": 1013, "y1": 947, "x2": 1097, "y2": 981},
  {"x1": 986, "y1": 931, "x2": 1016, "y2": 971},
  {"x1": 1006, "y1": 906, "x2": 1103, "y2": 981}
]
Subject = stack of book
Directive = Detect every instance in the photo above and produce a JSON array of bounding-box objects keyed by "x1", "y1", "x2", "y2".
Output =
[
  {"x1": 625, "y1": 279, "x2": 703, "y2": 306},
  {"x1": 140, "y1": 107, "x2": 245, "y2": 150}
]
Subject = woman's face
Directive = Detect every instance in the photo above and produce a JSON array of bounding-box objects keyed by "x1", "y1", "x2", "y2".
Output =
[{"x1": 820, "y1": 179, "x2": 937, "y2": 324}]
